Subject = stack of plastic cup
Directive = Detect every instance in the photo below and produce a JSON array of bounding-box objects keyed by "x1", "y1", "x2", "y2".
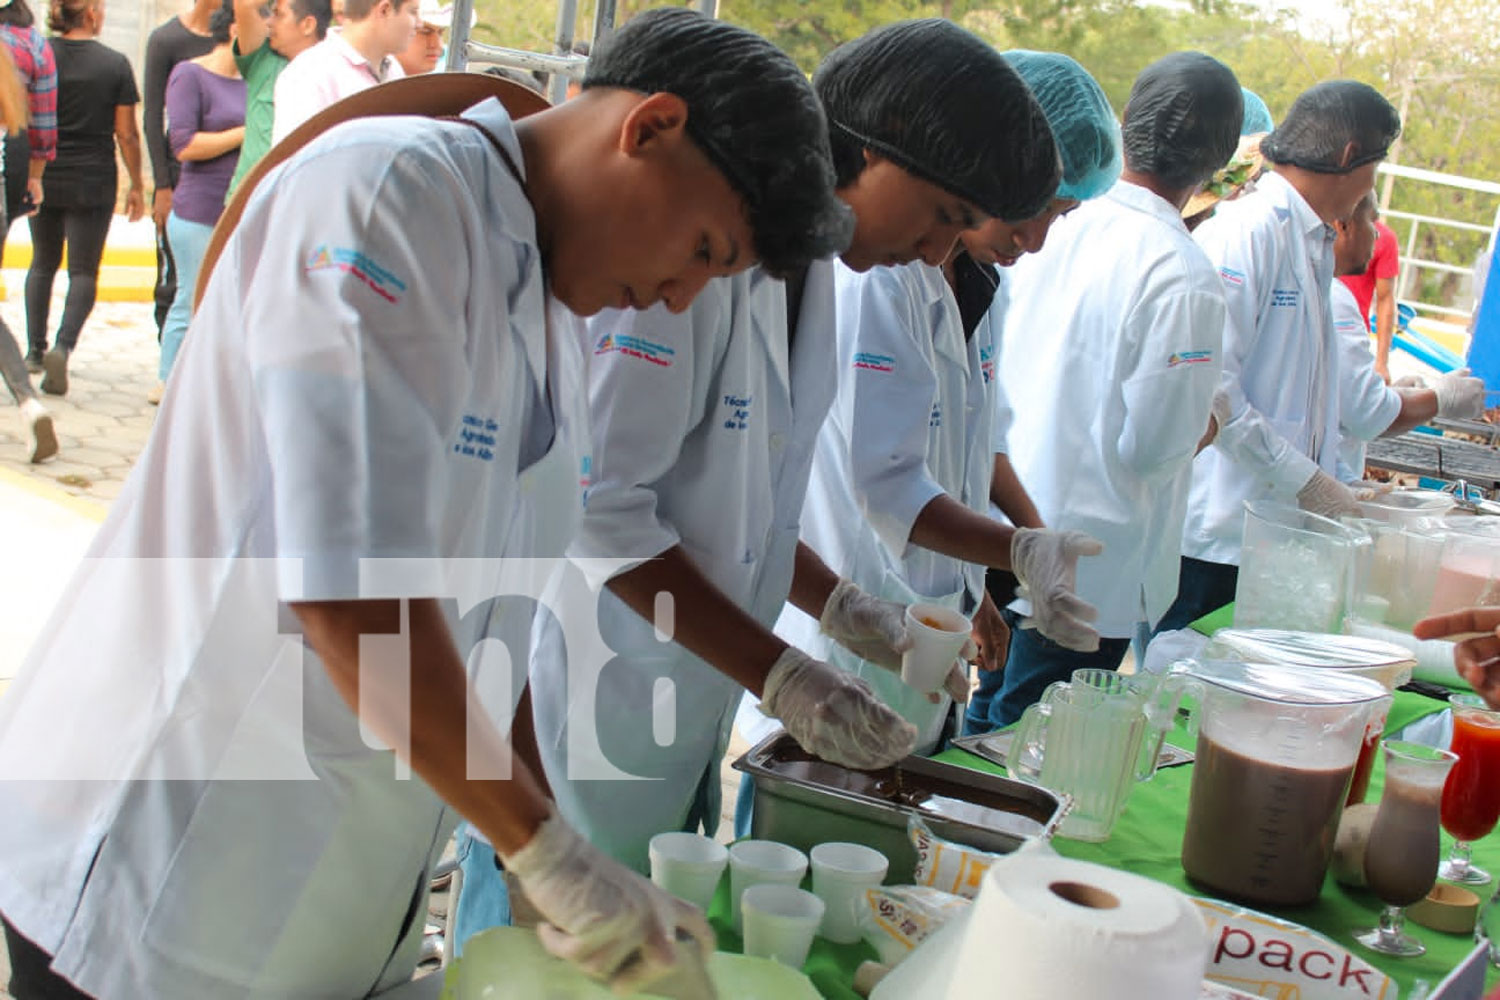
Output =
[
  {"x1": 648, "y1": 832, "x2": 729, "y2": 913},
  {"x1": 810, "y1": 842, "x2": 889, "y2": 944},
  {"x1": 741, "y1": 884, "x2": 825, "y2": 968},
  {"x1": 728, "y1": 840, "x2": 808, "y2": 933}
]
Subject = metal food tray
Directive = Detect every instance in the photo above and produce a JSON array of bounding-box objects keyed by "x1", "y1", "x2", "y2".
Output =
[
  {"x1": 951, "y1": 730, "x2": 1196, "y2": 772},
  {"x1": 732, "y1": 732, "x2": 1068, "y2": 884}
]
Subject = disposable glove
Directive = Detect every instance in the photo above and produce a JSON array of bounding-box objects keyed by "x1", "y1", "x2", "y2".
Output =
[
  {"x1": 1206, "y1": 386, "x2": 1232, "y2": 445},
  {"x1": 1432, "y1": 368, "x2": 1486, "y2": 419},
  {"x1": 820, "y1": 579, "x2": 970, "y2": 702},
  {"x1": 502, "y1": 808, "x2": 716, "y2": 993},
  {"x1": 1296, "y1": 468, "x2": 1361, "y2": 520},
  {"x1": 760, "y1": 646, "x2": 918, "y2": 769},
  {"x1": 1010, "y1": 528, "x2": 1103, "y2": 652},
  {"x1": 1392, "y1": 374, "x2": 1427, "y2": 389}
]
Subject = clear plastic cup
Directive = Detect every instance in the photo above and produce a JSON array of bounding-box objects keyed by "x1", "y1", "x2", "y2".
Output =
[
  {"x1": 728, "y1": 840, "x2": 808, "y2": 933},
  {"x1": 810, "y1": 842, "x2": 888, "y2": 944},
  {"x1": 740, "y1": 884, "x2": 825, "y2": 968},
  {"x1": 902, "y1": 603, "x2": 971, "y2": 694},
  {"x1": 649, "y1": 831, "x2": 728, "y2": 913}
]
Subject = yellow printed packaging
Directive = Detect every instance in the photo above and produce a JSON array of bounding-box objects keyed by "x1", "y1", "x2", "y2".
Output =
[{"x1": 908, "y1": 817, "x2": 1000, "y2": 899}]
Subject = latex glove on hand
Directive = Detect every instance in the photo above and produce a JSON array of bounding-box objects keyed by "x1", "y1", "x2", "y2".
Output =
[
  {"x1": 1392, "y1": 374, "x2": 1427, "y2": 389},
  {"x1": 502, "y1": 808, "x2": 716, "y2": 994},
  {"x1": 1010, "y1": 528, "x2": 1103, "y2": 652},
  {"x1": 820, "y1": 580, "x2": 968, "y2": 703},
  {"x1": 1296, "y1": 468, "x2": 1361, "y2": 520},
  {"x1": 1432, "y1": 368, "x2": 1487, "y2": 420},
  {"x1": 761, "y1": 646, "x2": 918, "y2": 769}
]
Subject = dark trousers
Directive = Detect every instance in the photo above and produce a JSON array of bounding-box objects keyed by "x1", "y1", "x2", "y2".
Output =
[
  {"x1": 965, "y1": 607, "x2": 1131, "y2": 734},
  {"x1": 3, "y1": 916, "x2": 95, "y2": 999},
  {"x1": 154, "y1": 217, "x2": 177, "y2": 339},
  {"x1": 26, "y1": 203, "x2": 114, "y2": 355},
  {"x1": 1151, "y1": 556, "x2": 1240, "y2": 637}
]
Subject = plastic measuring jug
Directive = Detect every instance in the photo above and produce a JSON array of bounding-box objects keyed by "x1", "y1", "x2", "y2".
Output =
[
  {"x1": 1235, "y1": 500, "x2": 1365, "y2": 634},
  {"x1": 1429, "y1": 518, "x2": 1500, "y2": 618},
  {"x1": 1200, "y1": 628, "x2": 1414, "y2": 805},
  {"x1": 1173, "y1": 659, "x2": 1390, "y2": 906},
  {"x1": 1343, "y1": 517, "x2": 1446, "y2": 630},
  {"x1": 1009, "y1": 668, "x2": 1182, "y2": 842}
]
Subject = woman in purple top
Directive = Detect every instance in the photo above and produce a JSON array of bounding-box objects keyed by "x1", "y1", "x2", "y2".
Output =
[{"x1": 159, "y1": 0, "x2": 242, "y2": 384}]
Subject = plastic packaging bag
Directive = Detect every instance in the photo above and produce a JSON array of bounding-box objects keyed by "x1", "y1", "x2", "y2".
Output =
[{"x1": 857, "y1": 884, "x2": 971, "y2": 966}]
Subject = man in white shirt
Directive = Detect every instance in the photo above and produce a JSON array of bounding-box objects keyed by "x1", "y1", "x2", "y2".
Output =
[
  {"x1": 271, "y1": 0, "x2": 415, "y2": 144},
  {"x1": 1159, "y1": 81, "x2": 1403, "y2": 632},
  {"x1": 1333, "y1": 192, "x2": 1485, "y2": 480},
  {"x1": 394, "y1": 0, "x2": 449, "y2": 76},
  {"x1": 0, "y1": 11, "x2": 846, "y2": 998},
  {"x1": 979, "y1": 52, "x2": 1242, "y2": 728}
]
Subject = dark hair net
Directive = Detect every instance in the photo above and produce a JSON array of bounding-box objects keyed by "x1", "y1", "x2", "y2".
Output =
[
  {"x1": 1260, "y1": 80, "x2": 1400, "y2": 174},
  {"x1": 815, "y1": 19, "x2": 1060, "y2": 223},
  {"x1": 584, "y1": 8, "x2": 852, "y2": 277},
  {"x1": 1241, "y1": 88, "x2": 1273, "y2": 135},
  {"x1": 1004, "y1": 50, "x2": 1121, "y2": 202},
  {"x1": 1121, "y1": 52, "x2": 1242, "y2": 191}
]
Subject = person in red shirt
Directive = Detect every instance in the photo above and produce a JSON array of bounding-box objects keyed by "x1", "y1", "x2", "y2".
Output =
[{"x1": 1339, "y1": 214, "x2": 1399, "y2": 380}]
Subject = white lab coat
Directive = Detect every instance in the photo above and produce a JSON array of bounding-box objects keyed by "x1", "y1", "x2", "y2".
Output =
[
  {"x1": 1183, "y1": 171, "x2": 1342, "y2": 566},
  {"x1": 1333, "y1": 279, "x2": 1401, "y2": 480},
  {"x1": 529, "y1": 261, "x2": 838, "y2": 872},
  {"x1": 1000, "y1": 183, "x2": 1226, "y2": 637},
  {"x1": 777, "y1": 260, "x2": 996, "y2": 753},
  {"x1": 0, "y1": 100, "x2": 589, "y2": 1000}
]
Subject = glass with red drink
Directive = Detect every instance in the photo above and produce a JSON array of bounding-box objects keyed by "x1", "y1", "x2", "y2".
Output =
[{"x1": 1439, "y1": 693, "x2": 1500, "y2": 886}]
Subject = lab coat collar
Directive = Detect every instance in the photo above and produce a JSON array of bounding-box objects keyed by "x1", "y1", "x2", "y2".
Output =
[
  {"x1": 1258, "y1": 170, "x2": 1330, "y2": 240},
  {"x1": 1103, "y1": 180, "x2": 1191, "y2": 235},
  {"x1": 749, "y1": 269, "x2": 793, "y2": 401}
]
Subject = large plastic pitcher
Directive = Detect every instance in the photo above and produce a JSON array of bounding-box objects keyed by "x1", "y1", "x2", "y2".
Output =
[
  {"x1": 1009, "y1": 669, "x2": 1180, "y2": 842},
  {"x1": 1345, "y1": 518, "x2": 1445, "y2": 631},
  {"x1": 1201, "y1": 629, "x2": 1414, "y2": 805},
  {"x1": 1174, "y1": 659, "x2": 1390, "y2": 906},
  {"x1": 1235, "y1": 500, "x2": 1363, "y2": 633},
  {"x1": 1430, "y1": 518, "x2": 1500, "y2": 618}
]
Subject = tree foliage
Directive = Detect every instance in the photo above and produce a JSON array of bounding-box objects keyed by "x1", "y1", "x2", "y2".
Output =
[{"x1": 466, "y1": 0, "x2": 1499, "y2": 307}]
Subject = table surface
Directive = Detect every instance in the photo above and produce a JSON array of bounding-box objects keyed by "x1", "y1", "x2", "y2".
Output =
[{"x1": 931, "y1": 689, "x2": 1499, "y2": 999}]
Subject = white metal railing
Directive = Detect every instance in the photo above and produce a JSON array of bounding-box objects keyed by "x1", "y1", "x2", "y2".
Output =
[
  {"x1": 1376, "y1": 162, "x2": 1500, "y2": 338},
  {"x1": 445, "y1": 0, "x2": 719, "y2": 102}
]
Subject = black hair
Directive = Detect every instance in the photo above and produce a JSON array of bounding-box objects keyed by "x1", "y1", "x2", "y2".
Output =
[
  {"x1": 583, "y1": 7, "x2": 852, "y2": 277},
  {"x1": 0, "y1": 0, "x2": 36, "y2": 29},
  {"x1": 289, "y1": 0, "x2": 332, "y2": 40},
  {"x1": 208, "y1": 0, "x2": 233, "y2": 44},
  {"x1": 1121, "y1": 52, "x2": 1242, "y2": 191},
  {"x1": 1261, "y1": 80, "x2": 1401, "y2": 174},
  {"x1": 814, "y1": 19, "x2": 1060, "y2": 223}
]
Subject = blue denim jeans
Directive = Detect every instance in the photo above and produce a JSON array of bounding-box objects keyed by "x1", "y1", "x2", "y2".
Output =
[
  {"x1": 451, "y1": 823, "x2": 511, "y2": 959},
  {"x1": 963, "y1": 609, "x2": 1131, "y2": 734},
  {"x1": 1151, "y1": 557, "x2": 1240, "y2": 637},
  {"x1": 159, "y1": 211, "x2": 214, "y2": 382}
]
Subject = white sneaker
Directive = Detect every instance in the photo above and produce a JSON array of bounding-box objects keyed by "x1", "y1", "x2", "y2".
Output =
[{"x1": 20, "y1": 398, "x2": 57, "y2": 463}]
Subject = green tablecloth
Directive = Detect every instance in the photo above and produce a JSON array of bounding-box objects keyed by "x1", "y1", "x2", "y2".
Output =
[{"x1": 930, "y1": 691, "x2": 1497, "y2": 997}]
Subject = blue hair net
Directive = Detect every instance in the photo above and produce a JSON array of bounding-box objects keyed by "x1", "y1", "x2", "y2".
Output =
[
  {"x1": 1004, "y1": 50, "x2": 1122, "y2": 202},
  {"x1": 1241, "y1": 87, "x2": 1273, "y2": 135}
]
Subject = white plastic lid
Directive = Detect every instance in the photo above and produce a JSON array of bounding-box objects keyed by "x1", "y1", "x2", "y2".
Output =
[{"x1": 1173, "y1": 658, "x2": 1391, "y2": 707}]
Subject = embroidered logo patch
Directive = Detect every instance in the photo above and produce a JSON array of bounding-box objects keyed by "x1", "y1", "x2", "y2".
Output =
[
  {"x1": 594, "y1": 333, "x2": 676, "y2": 367},
  {"x1": 853, "y1": 352, "x2": 895, "y2": 373},
  {"x1": 721, "y1": 393, "x2": 752, "y2": 431},
  {"x1": 1271, "y1": 288, "x2": 1300, "y2": 308},
  {"x1": 305, "y1": 244, "x2": 407, "y2": 303},
  {"x1": 980, "y1": 343, "x2": 996, "y2": 384},
  {"x1": 453, "y1": 414, "x2": 498, "y2": 462},
  {"x1": 1219, "y1": 267, "x2": 1246, "y2": 288},
  {"x1": 1168, "y1": 350, "x2": 1215, "y2": 368}
]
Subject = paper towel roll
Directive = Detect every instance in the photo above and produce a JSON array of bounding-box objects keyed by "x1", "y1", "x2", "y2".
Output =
[{"x1": 946, "y1": 852, "x2": 1208, "y2": 1000}]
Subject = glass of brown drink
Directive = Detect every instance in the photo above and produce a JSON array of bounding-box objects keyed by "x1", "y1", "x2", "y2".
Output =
[{"x1": 1355, "y1": 740, "x2": 1458, "y2": 958}]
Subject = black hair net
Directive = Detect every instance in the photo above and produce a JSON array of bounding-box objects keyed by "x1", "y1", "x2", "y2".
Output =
[
  {"x1": 584, "y1": 8, "x2": 852, "y2": 276},
  {"x1": 815, "y1": 19, "x2": 1060, "y2": 223},
  {"x1": 1260, "y1": 80, "x2": 1400, "y2": 174},
  {"x1": 1121, "y1": 52, "x2": 1242, "y2": 191}
]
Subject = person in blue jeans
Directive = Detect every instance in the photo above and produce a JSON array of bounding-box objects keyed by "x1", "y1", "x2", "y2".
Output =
[{"x1": 158, "y1": 0, "x2": 242, "y2": 392}]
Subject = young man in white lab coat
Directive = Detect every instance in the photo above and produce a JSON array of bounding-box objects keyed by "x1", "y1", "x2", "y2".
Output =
[
  {"x1": 788, "y1": 51, "x2": 1123, "y2": 753},
  {"x1": 0, "y1": 11, "x2": 846, "y2": 998},
  {"x1": 1332, "y1": 192, "x2": 1485, "y2": 481},
  {"x1": 1159, "y1": 81, "x2": 1408, "y2": 632},
  {"x1": 518, "y1": 20, "x2": 1083, "y2": 883},
  {"x1": 973, "y1": 53, "x2": 1244, "y2": 729}
]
